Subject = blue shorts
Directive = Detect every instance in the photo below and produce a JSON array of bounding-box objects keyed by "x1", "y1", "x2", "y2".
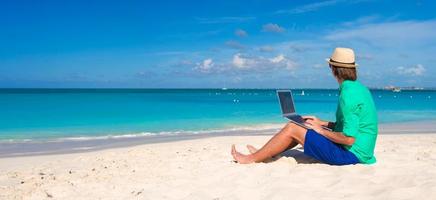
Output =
[{"x1": 304, "y1": 129, "x2": 359, "y2": 165}]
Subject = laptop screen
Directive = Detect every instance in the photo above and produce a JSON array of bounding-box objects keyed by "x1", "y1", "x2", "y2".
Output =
[{"x1": 277, "y1": 91, "x2": 296, "y2": 115}]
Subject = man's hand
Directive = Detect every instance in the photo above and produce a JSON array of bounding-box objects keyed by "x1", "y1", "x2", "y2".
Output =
[
  {"x1": 302, "y1": 115, "x2": 328, "y2": 127},
  {"x1": 304, "y1": 120, "x2": 325, "y2": 135}
]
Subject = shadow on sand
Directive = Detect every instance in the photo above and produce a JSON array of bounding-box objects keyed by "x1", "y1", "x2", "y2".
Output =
[{"x1": 273, "y1": 147, "x2": 320, "y2": 164}]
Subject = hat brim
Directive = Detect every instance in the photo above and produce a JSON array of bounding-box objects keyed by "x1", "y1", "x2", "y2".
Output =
[{"x1": 325, "y1": 58, "x2": 358, "y2": 68}]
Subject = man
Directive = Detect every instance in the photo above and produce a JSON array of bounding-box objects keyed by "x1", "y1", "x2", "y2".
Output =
[{"x1": 231, "y1": 47, "x2": 378, "y2": 165}]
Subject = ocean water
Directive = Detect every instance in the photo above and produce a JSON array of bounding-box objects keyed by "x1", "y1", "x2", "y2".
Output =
[{"x1": 0, "y1": 88, "x2": 435, "y2": 142}]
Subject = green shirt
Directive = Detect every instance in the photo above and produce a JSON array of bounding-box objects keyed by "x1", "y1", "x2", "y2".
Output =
[{"x1": 334, "y1": 80, "x2": 378, "y2": 164}]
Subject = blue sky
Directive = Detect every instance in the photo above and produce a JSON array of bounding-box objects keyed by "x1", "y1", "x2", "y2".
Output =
[{"x1": 0, "y1": 0, "x2": 435, "y2": 88}]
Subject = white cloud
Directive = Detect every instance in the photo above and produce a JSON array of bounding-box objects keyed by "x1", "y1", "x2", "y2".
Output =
[
  {"x1": 235, "y1": 29, "x2": 248, "y2": 37},
  {"x1": 195, "y1": 58, "x2": 214, "y2": 73},
  {"x1": 269, "y1": 54, "x2": 297, "y2": 70},
  {"x1": 325, "y1": 20, "x2": 436, "y2": 46},
  {"x1": 232, "y1": 53, "x2": 254, "y2": 69},
  {"x1": 396, "y1": 64, "x2": 426, "y2": 76},
  {"x1": 270, "y1": 54, "x2": 285, "y2": 63},
  {"x1": 193, "y1": 54, "x2": 298, "y2": 74},
  {"x1": 262, "y1": 23, "x2": 286, "y2": 33},
  {"x1": 232, "y1": 53, "x2": 297, "y2": 71}
]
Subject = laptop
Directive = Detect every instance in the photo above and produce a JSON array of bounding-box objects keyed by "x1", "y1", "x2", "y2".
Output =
[{"x1": 276, "y1": 90, "x2": 331, "y2": 131}]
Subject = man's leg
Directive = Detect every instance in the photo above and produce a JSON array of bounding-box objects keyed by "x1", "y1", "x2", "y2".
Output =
[
  {"x1": 246, "y1": 141, "x2": 298, "y2": 154},
  {"x1": 231, "y1": 122, "x2": 308, "y2": 164}
]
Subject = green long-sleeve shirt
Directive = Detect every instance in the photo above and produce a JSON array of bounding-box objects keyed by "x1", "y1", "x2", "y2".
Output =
[{"x1": 334, "y1": 80, "x2": 378, "y2": 164}]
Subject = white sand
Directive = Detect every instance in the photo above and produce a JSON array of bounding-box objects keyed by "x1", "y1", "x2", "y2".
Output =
[{"x1": 1, "y1": 133, "x2": 436, "y2": 200}]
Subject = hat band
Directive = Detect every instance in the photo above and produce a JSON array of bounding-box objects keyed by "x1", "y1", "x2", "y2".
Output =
[{"x1": 329, "y1": 59, "x2": 355, "y2": 66}]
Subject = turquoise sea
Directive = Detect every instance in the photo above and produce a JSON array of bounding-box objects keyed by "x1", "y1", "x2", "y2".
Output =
[{"x1": 0, "y1": 88, "x2": 435, "y2": 142}]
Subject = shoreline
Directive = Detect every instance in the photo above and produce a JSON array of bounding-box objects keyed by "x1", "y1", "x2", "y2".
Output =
[{"x1": 1, "y1": 120, "x2": 436, "y2": 158}]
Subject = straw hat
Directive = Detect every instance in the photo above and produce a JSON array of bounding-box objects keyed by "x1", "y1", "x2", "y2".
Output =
[{"x1": 326, "y1": 47, "x2": 358, "y2": 68}]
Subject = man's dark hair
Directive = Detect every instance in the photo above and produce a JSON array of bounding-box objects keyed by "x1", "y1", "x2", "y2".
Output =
[{"x1": 330, "y1": 64, "x2": 357, "y2": 81}]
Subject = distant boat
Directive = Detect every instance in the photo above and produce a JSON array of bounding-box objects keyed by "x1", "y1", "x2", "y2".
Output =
[
  {"x1": 222, "y1": 87, "x2": 227, "y2": 90},
  {"x1": 301, "y1": 90, "x2": 305, "y2": 96},
  {"x1": 392, "y1": 87, "x2": 401, "y2": 92}
]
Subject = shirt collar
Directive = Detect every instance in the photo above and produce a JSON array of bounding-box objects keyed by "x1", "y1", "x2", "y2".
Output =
[{"x1": 339, "y1": 80, "x2": 355, "y2": 92}]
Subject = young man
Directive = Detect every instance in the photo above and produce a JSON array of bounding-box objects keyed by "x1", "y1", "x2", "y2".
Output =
[{"x1": 231, "y1": 47, "x2": 378, "y2": 165}]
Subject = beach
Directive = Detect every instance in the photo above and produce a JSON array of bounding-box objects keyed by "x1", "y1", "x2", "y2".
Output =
[{"x1": 1, "y1": 122, "x2": 436, "y2": 200}]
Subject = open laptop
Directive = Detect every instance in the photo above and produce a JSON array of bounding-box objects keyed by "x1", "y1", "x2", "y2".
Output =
[{"x1": 276, "y1": 90, "x2": 332, "y2": 131}]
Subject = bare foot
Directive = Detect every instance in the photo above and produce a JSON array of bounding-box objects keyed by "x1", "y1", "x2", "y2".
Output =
[
  {"x1": 247, "y1": 145, "x2": 274, "y2": 162},
  {"x1": 246, "y1": 145, "x2": 258, "y2": 154},
  {"x1": 231, "y1": 145, "x2": 255, "y2": 164}
]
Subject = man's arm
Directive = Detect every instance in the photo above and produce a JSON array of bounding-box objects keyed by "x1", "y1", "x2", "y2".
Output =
[{"x1": 318, "y1": 129, "x2": 355, "y2": 146}]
